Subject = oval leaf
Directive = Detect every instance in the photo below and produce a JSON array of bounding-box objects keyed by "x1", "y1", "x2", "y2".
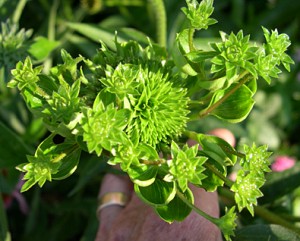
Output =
[
  {"x1": 155, "y1": 187, "x2": 194, "y2": 223},
  {"x1": 134, "y1": 179, "x2": 176, "y2": 206},
  {"x1": 210, "y1": 84, "x2": 255, "y2": 123},
  {"x1": 128, "y1": 165, "x2": 158, "y2": 187}
]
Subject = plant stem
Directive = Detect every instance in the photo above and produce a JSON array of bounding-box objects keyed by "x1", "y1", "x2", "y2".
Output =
[
  {"x1": 219, "y1": 188, "x2": 300, "y2": 235},
  {"x1": 188, "y1": 27, "x2": 196, "y2": 52},
  {"x1": 199, "y1": 71, "x2": 251, "y2": 118},
  {"x1": 43, "y1": 0, "x2": 59, "y2": 73},
  {"x1": 105, "y1": 0, "x2": 144, "y2": 7},
  {"x1": 12, "y1": 0, "x2": 27, "y2": 23},
  {"x1": 176, "y1": 190, "x2": 218, "y2": 224},
  {"x1": 148, "y1": 0, "x2": 167, "y2": 47},
  {"x1": 204, "y1": 162, "x2": 234, "y2": 187}
]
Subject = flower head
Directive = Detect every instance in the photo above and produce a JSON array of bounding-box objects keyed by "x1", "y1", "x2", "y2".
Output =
[
  {"x1": 211, "y1": 31, "x2": 258, "y2": 80},
  {"x1": 0, "y1": 20, "x2": 32, "y2": 79},
  {"x1": 91, "y1": 40, "x2": 190, "y2": 147}
]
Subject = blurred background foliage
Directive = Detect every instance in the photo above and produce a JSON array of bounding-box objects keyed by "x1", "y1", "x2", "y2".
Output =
[{"x1": 0, "y1": 0, "x2": 300, "y2": 240}]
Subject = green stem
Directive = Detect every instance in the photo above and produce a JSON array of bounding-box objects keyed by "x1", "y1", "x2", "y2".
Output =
[
  {"x1": 140, "y1": 159, "x2": 166, "y2": 165},
  {"x1": 104, "y1": 0, "x2": 144, "y2": 7},
  {"x1": 188, "y1": 27, "x2": 196, "y2": 52},
  {"x1": 12, "y1": 0, "x2": 27, "y2": 23},
  {"x1": 204, "y1": 162, "x2": 234, "y2": 187},
  {"x1": 43, "y1": 0, "x2": 60, "y2": 73},
  {"x1": 219, "y1": 188, "x2": 300, "y2": 235},
  {"x1": 148, "y1": 0, "x2": 167, "y2": 47},
  {"x1": 199, "y1": 71, "x2": 251, "y2": 118},
  {"x1": 176, "y1": 190, "x2": 218, "y2": 224}
]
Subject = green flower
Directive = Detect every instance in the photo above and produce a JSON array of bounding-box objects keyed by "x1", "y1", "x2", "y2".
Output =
[
  {"x1": 241, "y1": 144, "x2": 272, "y2": 174},
  {"x1": 231, "y1": 169, "x2": 264, "y2": 215},
  {"x1": 215, "y1": 207, "x2": 237, "y2": 241},
  {"x1": 125, "y1": 64, "x2": 189, "y2": 147},
  {"x1": 211, "y1": 30, "x2": 257, "y2": 80},
  {"x1": 95, "y1": 40, "x2": 190, "y2": 147},
  {"x1": 0, "y1": 20, "x2": 32, "y2": 80},
  {"x1": 262, "y1": 27, "x2": 294, "y2": 71},
  {"x1": 81, "y1": 99, "x2": 130, "y2": 156},
  {"x1": 254, "y1": 50, "x2": 281, "y2": 84},
  {"x1": 182, "y1": 0, "x2": 218, "y2": 30},
  {"x1": 17, "y1": 155, "x2": 61, "y2": 192},
  {"x1": 168, "y1": 141, "x2": 207, "y2": 192}
]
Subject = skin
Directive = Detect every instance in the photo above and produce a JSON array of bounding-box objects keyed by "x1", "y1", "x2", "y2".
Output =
[
  {"x1": 95, "y1": 129, "x2": 235, "y2": 241},
  {"x1": 95, "y1": 174, "x2": 222, "y2": 241}
]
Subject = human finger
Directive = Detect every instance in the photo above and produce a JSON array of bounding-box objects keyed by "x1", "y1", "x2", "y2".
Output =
[{"x1": 95, "y1": 173, "x2": 133, "y2": 241}]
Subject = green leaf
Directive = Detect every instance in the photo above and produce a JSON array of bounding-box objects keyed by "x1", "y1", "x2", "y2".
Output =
[
  {"x1": 209, "y1": 84, "x2": 255, "y2": 123},
  {"x1": 155, "y1": 188, "x2": 194, "y2": 223},
  {"x1": 52, "y1": 146, "x2": 81, "y2": 180},
  {"x1": 66, "y1": 22, "x2": 127, "y2": 51},
  {"x1": 28, "y1": 36, "x2": 60, "y2": 61},
  {"x1": 199, "y1": 156, "x2": 226, "y2": 191},
  {"x1": 0, "y1": 121, "x2": 33, "y2": 168},
  {"x1": 134, "y1": 179, "x2": 176, "y2": 206},
  {"x1": 185, "y1": 50, "x2": 217, "y2": 63},
  {"x1": 128, "y1": 165, "x2": 158, "y2": 187},
  {"x1": 196, "y1": 133, "x2": 237, "y2": 166},
  {"x1": 234, "y1": 224, "x2": 300, "y2": 241},
  {"x1": 176, "y1": 29, "x2": 201, "y2": 76}
]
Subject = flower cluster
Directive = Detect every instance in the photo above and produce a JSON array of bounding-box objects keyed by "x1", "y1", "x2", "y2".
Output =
[
  {"x1": 231, "y1": 144, "x2": 272, "y2": 215},
  {"x1": 182, "y1": 0, "x2": 217, "y2": 30},
  {"x1": 0, "y1": 20, "x2": 32, "y2": 80}
]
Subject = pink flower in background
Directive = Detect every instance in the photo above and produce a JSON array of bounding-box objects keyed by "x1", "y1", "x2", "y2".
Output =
[{"x1": 271, "y1": 155, "x2": 296, "y2": 172}]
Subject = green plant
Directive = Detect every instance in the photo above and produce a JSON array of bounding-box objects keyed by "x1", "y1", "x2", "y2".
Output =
[{"x1": 3, "y1": 0, "x2": 297, "y2": 240}]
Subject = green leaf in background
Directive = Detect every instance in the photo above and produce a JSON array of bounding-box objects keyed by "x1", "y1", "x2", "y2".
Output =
[
  {"x1": 134, "y1": 179, "x2": 176, "y2": 206},
  {"x1": 233, "y1": 224, "x2": 300, "y2": 241},
  {"x1": 155, "y1": 187, "x2": 194, "y2": 223},
  {"x1": 260, "y1": 162, "x2": 300, "y2": 205},
  {"x1": 0, "y1": 121, "x2": 33, "y2": 168},
  {"x1": 28, "y1": 36, "x2": 60, "y2": 61},
  {"x1": 66, "y1": 22, "x2": 126, "y2": 50}
]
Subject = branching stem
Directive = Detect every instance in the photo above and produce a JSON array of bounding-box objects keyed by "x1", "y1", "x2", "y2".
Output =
[
  {"x1": 176, "y1": 190, "x2": 218, "y2": 224},
  {"x1": 204, "y1": 162, "x2": 234, "y2": 187}
]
